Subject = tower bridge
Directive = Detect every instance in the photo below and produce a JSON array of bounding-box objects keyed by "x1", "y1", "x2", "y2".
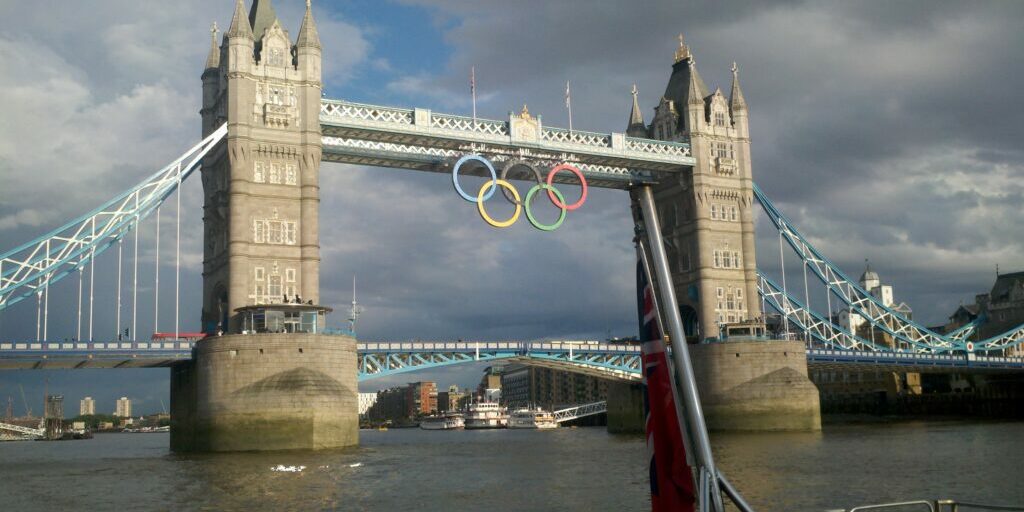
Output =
[{"x1": 2, "y1": 0, "x2": 1024, "y2": 451}]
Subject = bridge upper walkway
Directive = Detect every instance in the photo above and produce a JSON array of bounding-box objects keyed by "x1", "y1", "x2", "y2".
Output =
[
  {"x1": 2, "y1": 340, "x2": 1022, "y2": 377},
  {"x1": 319, "y1": 99, "x2": 695, "y2": 189}
]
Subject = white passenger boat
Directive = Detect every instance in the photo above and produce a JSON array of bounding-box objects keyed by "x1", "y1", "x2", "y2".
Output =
[
  {"x1": 419, "y1": 413, "x2": 464, "y2": 430},
  {"x1": 463, "y1": 401, "x2": 507, "y2": 429},
  {"x1": 507, "y1": 408, "x2": 558, "y2": 429}
]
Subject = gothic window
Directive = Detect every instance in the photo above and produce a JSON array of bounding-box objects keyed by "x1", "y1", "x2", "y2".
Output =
[
  {"x1": 710, "y1": 205, "x2": 718, "y2": 220},
  {"x1": 286, "y1": 268, "x2": 296, "y2": 283},
  {"x1": 730, "y1": 206, "x2": 738, "y2": 221},
  {"x1": 285, "y1": 165, "x2": 297, "y2": 185},
  {"x1": 733, "y1": 251, "x2": 742, "y2": 268},
  {"x1": 713, "y1": 142, "x2": 734, "y2": 159},
  {"x1": 268, "y1": 275, "x2": 282, "y2": 300},
  {"x1": 253, "y1": 218, "x2": 298, "y2": 246},
  {"x1": 284, "y1": 222, "x2": 296, "y2": 245},
  {"x1": 269, "y1": 163, "x2": 281, "y2": 184},
  {"x1": 254, "y1": 220, "x2": 266, "y2": 244},
  {"x1": 714, "y1": 112, "x2": 726, "y2": 127},
  {"x1": 268, "y1": 221, "x2": 283, "y2": 244},
  {"x1": 254, "y1": 162, "x2": 266, "y2": 183},
  {"x1": 713, "y1": 250, "x2": 721, "y2": 268}
]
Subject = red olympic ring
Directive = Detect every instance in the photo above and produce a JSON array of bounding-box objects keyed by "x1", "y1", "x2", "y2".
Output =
[{"x1": 545, "y1": 163, "x2": 588, "y2": 211}]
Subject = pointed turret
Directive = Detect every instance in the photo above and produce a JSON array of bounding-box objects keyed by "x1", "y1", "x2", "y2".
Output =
[
  {"x1": 662, "y1": 33, "x2": 708, "y2": 132},
  {"x1": 204, "y1": 22, "x2": 220, "y2": 71},
  {"x1": 626, "y1": 84, "x2": 647, "y2": 137},
  {"x1": 248, "y1": 0, "x2": 279, "y2": 40},
  {"x1": 729, "y1": 62, "x2": 747, "y2": 112},
  {"x1": 296, "y1": 0, "x2": 321, "y2": 49},
  {"x1": 226, "y1": 0, "x2": 253, "y2": 39},
  {"x1": 294, "y1": 0, "x2": 322, "y2": 79}
]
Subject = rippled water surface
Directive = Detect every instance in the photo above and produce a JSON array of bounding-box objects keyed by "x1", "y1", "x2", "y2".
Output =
[{"x1": 1, "y1": 421, "x2": 1022, "y2": 511}]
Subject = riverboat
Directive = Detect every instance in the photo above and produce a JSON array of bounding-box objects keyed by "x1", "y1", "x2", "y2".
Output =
[
  {"x1": 463, "y1": 401, "x2": 507, "y2": 429},
  {"x1": 419, "y1": 413, "x2": 464, "y2": 430},
  {"x1": 507, "y1": 408, "x2": 558, "y2": 429}
]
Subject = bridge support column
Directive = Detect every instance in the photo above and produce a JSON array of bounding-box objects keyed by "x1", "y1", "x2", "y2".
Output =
[
  {"x1": 690, "y1": 340, "x2": 820, "y2": 431},
  {"x1": 171, "y1": 333, "x2": 358, "y2": 452}
]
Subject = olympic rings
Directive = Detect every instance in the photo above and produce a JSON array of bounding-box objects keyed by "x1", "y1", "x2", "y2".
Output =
[
  {"x1": 499, "y1": 159, "x2": 544, "y2": 205},
  {"x1": 524, "y1": 184, "x2": 566, "y2": 231},
  {"x1": 452, "y1": 154, "x2": 588, "y2": 231},
  {"x1": 452, "y1": 154, "x2": 497, "y2": 202},
  {"x1": 546, "y1": 163, "x2": 588, "y2": 210},
  {"x1": 477, "y1": 179, "x2": 521, "y2": 227}
]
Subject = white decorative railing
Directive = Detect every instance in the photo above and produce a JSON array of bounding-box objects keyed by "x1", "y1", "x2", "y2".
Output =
[
  {"x1": 625, "y1": 137, "x2": 692, "y2": 157},
  {"x1": 541, "y1": 127, "x2": 611, "y2": 148},
  {"x1": 320, "y1": 101, "x2": 414, "y2": 125},
  {"x1": 430, "y1": 113, "x2": 508, "y2": 136}
]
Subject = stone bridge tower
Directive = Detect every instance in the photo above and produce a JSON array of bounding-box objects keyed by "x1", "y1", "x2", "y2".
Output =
[
  {"x1": 620, "y1": 35, "x2": 820, "y2": 432},
  {"x1": 629, "y1": 35, "x2": 759, "y2": 342},
  {"x1": 175, "y1": 0, "x2": 357, "y2": 453},
  {"x1": 200, "y1": 0, "x2": 323, "y2": 333}
]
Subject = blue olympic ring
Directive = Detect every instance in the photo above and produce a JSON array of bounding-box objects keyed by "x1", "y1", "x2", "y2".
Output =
[{"x1": 452, "y1": 154, "x2": 498, "y2": 202}]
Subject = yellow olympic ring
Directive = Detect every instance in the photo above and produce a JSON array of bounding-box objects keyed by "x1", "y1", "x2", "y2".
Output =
[{"x1": 476, "y1": 179, "x2": 521, "y2": 228}]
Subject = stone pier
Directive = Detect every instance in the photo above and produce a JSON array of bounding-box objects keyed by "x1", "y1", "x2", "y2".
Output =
[
  {"x1": 171, "y1": 333, "x2": 358, "y2": 452},
  {"x1": 607, "y1": 339, "x2": 821, "y2": 433}
]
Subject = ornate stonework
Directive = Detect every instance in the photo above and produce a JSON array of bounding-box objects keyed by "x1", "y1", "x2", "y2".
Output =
[{"x1": 200, "y1": 0, "x2": 322, "y2": 332}]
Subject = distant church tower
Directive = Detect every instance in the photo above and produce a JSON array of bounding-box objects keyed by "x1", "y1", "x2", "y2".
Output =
[
  {"x1": 630, "y1": 34, "x2": 758, "y2": 341},
  {"x1": 200, "y1": 0, "x2": 323, "y2": 332}
]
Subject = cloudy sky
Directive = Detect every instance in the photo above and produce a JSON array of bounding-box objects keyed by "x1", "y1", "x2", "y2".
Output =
[{"x1": 1, "y1": 0, "x2": 1022, "y2": 415}]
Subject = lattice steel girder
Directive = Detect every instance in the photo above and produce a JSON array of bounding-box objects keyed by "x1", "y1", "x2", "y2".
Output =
[
  {"x1": 319, "y1": 99, "x2": 695, "y2": 189},
  {"x1": 758, "y1": 271, "x2": 889, "y2": 352},
  {"x1": 753, "y1": 183, "x2": 963, "y2": 352},
  {"x1": 0, "y1": 124, "x2": 228, "y2": 312},
  {"x1": 354, "y1": 341, "x2": 643, "y2": 381},
  {"x1": 754, "y1": 184, "x2": 1024, "y2": 353},
  {"x1": 553, "y1": 401, "x2": 608, "y2": 422}
]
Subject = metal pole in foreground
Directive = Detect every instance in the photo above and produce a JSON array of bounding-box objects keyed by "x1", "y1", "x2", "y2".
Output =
[{"x1": 636, "y1": 185, "x2": 724, "y2": 511}]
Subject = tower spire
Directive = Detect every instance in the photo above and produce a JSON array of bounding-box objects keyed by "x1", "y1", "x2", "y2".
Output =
[
  {"x1": 248, "y1": 0, "x2": 279, "y2": 40},
  {"x1": 296, "y1": 0, "x2": 321, "y2": 49},
  {"x1": 226, "y1": 0, "x2": 253, "y2": 39},
  {"x1": 205, "y1": 22, "x2": 220, "y2": 70},
  {"x1": 685, "y1": 58, "x2": 705, "y2": 106},
  {"x1": 626, "y1": 83, "x2": 647, "y2": 137},
  {"x1": 729, "y1": 61, "x2": 747, "y2": 112}
]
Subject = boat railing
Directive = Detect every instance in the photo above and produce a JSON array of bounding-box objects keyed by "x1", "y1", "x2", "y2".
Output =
[{"x1": 840, "y1": 500, "x2": 1024, "y2": 512}]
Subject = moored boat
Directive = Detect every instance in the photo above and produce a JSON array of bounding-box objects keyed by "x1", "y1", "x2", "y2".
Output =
[
  {"x1": 419, "y1": 412, "x2": 465, "y2": 430},
  {"x1": 508, "y1": 407, "x2": 558, "y2": 429},
  {"x1": 464, "y1": 401, "x2": 507, "y2": 429}
]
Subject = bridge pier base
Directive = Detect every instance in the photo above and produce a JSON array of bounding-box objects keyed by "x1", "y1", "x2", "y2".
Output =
[
  {"x1": 170, "y1": 333, "x2": 358, "y2": 452},
  {"x1": 606, "y1": 340, "x2": 821, "y2": 434},
  {"x1": 690, "y1": 340, "x2": 820, "y2": 431}
]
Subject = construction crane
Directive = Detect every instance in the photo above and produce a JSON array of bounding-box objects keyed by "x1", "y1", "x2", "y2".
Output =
[{"x1": 19, "y1": 384, "x2": 32, "y2": 417}]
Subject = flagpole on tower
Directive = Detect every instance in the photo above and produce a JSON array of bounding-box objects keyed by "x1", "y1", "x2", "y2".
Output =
[
  {"x1": 565, "y1": 79, "x2": 573, "y2": 133},
  {"x1": 470, "y1": 66, "x2": 477, "y2": 125}
]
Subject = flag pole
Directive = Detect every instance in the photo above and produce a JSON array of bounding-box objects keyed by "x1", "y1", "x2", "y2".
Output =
[
  {"x1": 635, "y1": 184, "x2": 725, "y2": 512},
  {"x1": 470, "y1": 66, "x2": 477, "y2": 125},
  {"x1": 565, "y1": 79, "x2": 573, "y2": 133}
]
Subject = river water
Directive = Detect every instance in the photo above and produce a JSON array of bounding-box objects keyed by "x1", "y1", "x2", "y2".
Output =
[{"x1": 1, "y1": 421, "x2": 1022, "y2": 511}]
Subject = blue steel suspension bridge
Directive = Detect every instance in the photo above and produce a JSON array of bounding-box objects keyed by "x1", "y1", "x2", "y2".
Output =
[{"x1": 1, "y1": 100, "x2": 1024, "y2": 380}]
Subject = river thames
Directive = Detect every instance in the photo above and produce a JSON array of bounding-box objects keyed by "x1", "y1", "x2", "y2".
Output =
[{"x1": 1, "y1": 420, "x2": 1022, "y2": 511}]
